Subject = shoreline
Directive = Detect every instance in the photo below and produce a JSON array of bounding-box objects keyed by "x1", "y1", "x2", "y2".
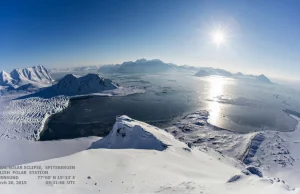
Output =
[{"x1": 37, "y1": 88, "x2": 145, "y2": 141}]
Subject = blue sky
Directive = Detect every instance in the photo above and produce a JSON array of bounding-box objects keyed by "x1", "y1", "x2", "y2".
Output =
[{"x1": 0, "y1": 0, "x2": 299, "y2": 80}]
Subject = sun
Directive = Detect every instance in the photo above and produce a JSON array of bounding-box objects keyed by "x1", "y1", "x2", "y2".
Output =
[{"x1": 211, "y1": 30, "x2": 226, "y2": 47}]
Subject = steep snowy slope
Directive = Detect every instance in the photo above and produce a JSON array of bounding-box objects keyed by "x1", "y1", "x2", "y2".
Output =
[
  {"x1": 0, "y1": 65, "x2": 53, "y2": 94},
  {"x1": 55, "y1": 73, "x2": 118, "y2": 95},
  {"x1": 0, "y1": 116, "x2": 297, "y2": 194},
  {"x1": 10, "y1": 65, "x2": 53, "y2": 85},
  {"x1": 249, "y1": 114, "x2": 300, "y2": 188},
  {"x1": 165, "y1": 110, "x2": 300, "y2": 189},
  {"x1": 0, "y1": 71, "x2": 14, "y2": 86}
]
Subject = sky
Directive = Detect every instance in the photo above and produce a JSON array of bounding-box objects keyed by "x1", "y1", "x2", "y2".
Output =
[{"x1": 0, "y1": 0, "x2": 299, "y2": 80}]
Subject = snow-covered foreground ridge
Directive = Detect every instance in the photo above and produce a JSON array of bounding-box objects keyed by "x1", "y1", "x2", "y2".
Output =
[
  {"x1": 0, "y1": 115, "x2": 298, "y2": 194},
  {"x1": 165, "y1": 110, "x2": 300, "y2": 189},
  {"x1": 252, "y1": 115, "x2": 300, "y2": 189}
]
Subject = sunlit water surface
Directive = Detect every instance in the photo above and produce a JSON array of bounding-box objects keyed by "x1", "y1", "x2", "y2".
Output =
[{"x1": 40, "y1": 72, "x2": 300, "y2": 140}]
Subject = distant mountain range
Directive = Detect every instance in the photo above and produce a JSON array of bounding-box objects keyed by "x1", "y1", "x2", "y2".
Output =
[
  {"x1": 51, "y1": 58, "x2": 272, "y2": 84},
  {"x1": 195, "y1": 68, "x2": 272, "y2": 84},
  {"x1": 0, "y1": 60, "x2": 272, "y2": 95},
  {"x1": 0, "y1": 65, "x2": 54, "y2": 93},
  {"x1": 195, "y1": 68, "x2": 232, "y2": 77},
  {"x1": 49, "y1": 59, "x2": 177, "y2": 74},
  {"x1": 50, "y1": 65, "x2": 100, "y2": 72},
  {"x1": 97, "y1": 59, "x2": 177, "y2": 73}
]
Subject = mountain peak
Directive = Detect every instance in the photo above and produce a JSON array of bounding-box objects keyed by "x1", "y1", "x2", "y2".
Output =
[
  {"x1": 115, "y1": 58, "x2": 174, "y2": 73},
  {"x1": 0, "y1": 65, "x2": 53, "y2": 92},
  {"x1": 256, "y1": 74, "x2": 272, "y2": 83},
  {"x1": 0, "y1": 70, "x2": 13, "y2": 86},
  {"x1": 54, "y1": 73, "x2": 118, "y2": 96},
  {"x1": 60, "y1": 73, "x2": 78, "y2": 80},
  {"x1": 135, "y1": 58, "x2": 148, "y2": 63},
  {"x1": 9, "y1": 65, "x2": 53, "y2": 85},
  {"x1": 90, "y1": 115, "x2": 186, "y2": 150}
]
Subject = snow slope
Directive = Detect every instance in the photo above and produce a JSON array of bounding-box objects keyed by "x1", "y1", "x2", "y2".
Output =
[
  {"x1": 10, "y1": 65, "x2": 53, "y2": 85},
  {"x1": 0, "y1": 115, "x2": 297, "y2": 194},
  {"x1": 54, "y1": 73, "x2": 118, "y2": 95},
  {"x1": 250, "y1": 114, "x2": 300, "y2": 188},
  {"x1": 165, "y1": 111, "x2": 255, "y2": 159},
  {"x1": 0, "y1": 71, "x2": 14, "y2": 86},
  {"x1": 165, "y1": 110, "x2": 300, "y2": 189},
  {"x1": 0, "y1": 65, "x2": 53, "y2": 94}
]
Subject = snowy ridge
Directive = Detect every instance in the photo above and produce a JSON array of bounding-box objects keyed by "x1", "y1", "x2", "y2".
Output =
[
  {"x1": 10, "y1": 65, "x2": 53, "y2": 85},
  {"x1": 55, "y1": 73, "x2": 118, "y2": 95},
  {"x1": 0, "y1": 65, "x2": 53, "y2": 94},
  {"x1": 165, "y1": 111, "x2": 256, "y2": 159},
  {"x1": 251, "y1": 114, "x2": 300, "y2": 188},
  {"x1": 165, "y1": 110, "x2": 300, "y2": 189},
  {"x1": 0, "y1": 71, "x2": 14, "y2": 86},
  {"x1": 90, "y1": 115, "x2": 186, "y2": 150},
  {"x1": 19, "y1": 73, "x2": 145, "y2": 99}
]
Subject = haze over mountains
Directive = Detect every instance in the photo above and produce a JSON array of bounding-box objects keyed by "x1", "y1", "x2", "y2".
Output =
[
  {"x1": 52, "y1": 58, "x2": 272, "y2": 84},
  {"x1": 195, "y1": 68, "x2": 272, "y2": 84},
  {"x1": 0, "y1": 59, "x2": 272, "y2": 95}
]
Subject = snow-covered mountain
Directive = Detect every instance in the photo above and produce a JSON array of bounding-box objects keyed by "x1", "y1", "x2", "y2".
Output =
[
  {"x1": 10, "y1": 65, "x2": 53, "y2": 85},
  {"x1": 21, "y1": 73, "x2": 119, "y2": 98},
  {"x1": 0, "y1": 71, "x2": 14, "y2": 86},
  {"x1": 0, "y1": 65, "x2": 53, "y2": 91},
  {"x1": 55, "y1": 73, "x2": 118, "y2": 95}
]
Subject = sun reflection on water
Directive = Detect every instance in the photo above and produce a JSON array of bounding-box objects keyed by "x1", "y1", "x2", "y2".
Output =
[{"x1": 208, "y1": 76, "x2": 225, "y2": 125}]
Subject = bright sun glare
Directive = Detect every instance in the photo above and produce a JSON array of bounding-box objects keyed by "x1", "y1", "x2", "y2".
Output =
[{"x1": 211, "y1": 30, "x2": 225, "y2": 47}]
